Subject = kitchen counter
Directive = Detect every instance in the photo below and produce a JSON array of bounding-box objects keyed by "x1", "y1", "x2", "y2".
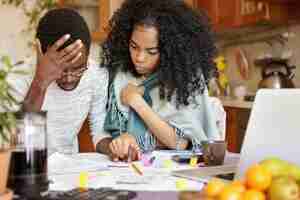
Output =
[
  {"x1": 220, "y1": 97, "x2": 253, "y2": 109},
  {"x1": 219, "y1": 97, "x2": 252, "y2": 153}
]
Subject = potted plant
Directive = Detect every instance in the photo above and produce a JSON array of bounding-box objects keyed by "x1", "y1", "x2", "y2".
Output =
[{"x1": 0, "y1": 56, "x2": 24, "y2": 200}]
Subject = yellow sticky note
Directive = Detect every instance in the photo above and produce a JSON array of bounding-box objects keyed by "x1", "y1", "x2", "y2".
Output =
[
  {"x1": 176, "y1": 179, "x2": 187, "y2": 190},
  {"x1": 189, "y1": 156, "x2": 198, "y2": 167},
  {"x1": 163, "y1": 159, "x2": 173, "y2": 168},
  {"x1": 79, "y1": 172, "x2": 88, "y2": 189},
  {"x1": 97, "y1": 171, "x2": 111, "y2": 176}
]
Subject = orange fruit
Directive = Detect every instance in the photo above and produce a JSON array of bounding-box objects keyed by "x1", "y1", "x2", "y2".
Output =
[
  {"x1": 230, "y1": 180, "x2": 246, "y2": 193},
  {"x1": 245, "y1": 164, "x2": 272, "y2": 191},
  {"x1": 202, "y1": 197, "x2": 215, "y2": 200},
  {"x1": 205, "y1": 178, "x2": 226, "y2": 197},
  {"x1": 243, "y1": 189, "x2": 266, "y2": 200},
  {"x1": 219, "y1": 185, "x2": 243, "y2": 200}
]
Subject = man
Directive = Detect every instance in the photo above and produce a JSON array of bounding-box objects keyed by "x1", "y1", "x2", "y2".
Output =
[{"x1": 19, "y1": 8, "x2": 109, "y2": 155}]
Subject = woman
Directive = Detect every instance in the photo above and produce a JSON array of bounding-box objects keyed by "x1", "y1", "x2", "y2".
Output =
[{"x1": 96, "y1": 0, "x2": 221, "y2": 161}]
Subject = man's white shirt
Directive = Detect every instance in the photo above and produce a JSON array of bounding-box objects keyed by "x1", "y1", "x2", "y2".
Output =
[{"x1": 6, "y1": 58, "x2": 109, "y2": 155}]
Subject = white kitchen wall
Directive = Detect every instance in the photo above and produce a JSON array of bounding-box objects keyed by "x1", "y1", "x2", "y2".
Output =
[
  {"x1": 0, "y1": 5, "x2": 34, "y2": 62},
  {"x1": 0, "y1": 4, "x2": 101, "y2": 63}
]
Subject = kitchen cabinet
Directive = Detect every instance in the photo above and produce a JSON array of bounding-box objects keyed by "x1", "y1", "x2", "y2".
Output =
[
  {"x1": 196, "y1": 0, "x2": 238, "y2": 30},
  {"x1": 255, "y1": 0, "x2": 300, "y2": 21},
  {"x1": 224, "y1": 106, "x2": 251, "y2": 153},
  {"x1": 236, "y1": 0, "x2": 270, "y2": 26},
  {"x1": 188, "y1": 0, "x2": 267, "y2": 30},
  {"x1": 192, "y1": 0, "x2": 269, "y2": 30},
  {"x1": 58, "y1": 0, "x2": 123, "y2": 42},
  {"x1": 188, "y1": 0, "x2": 292, "y2": 31},
  {"x1": 252, "y1": 0, "x2": 298, "y2": 3}
]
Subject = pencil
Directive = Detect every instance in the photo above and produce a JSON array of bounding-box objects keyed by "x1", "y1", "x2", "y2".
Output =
[{"x1": 131, "y1": 163, "x2": 143, "y2": 176}]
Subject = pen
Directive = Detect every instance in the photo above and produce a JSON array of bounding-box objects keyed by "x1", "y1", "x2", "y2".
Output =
[{"x1": 149, "y1": 156, "x2": 156, "y2": 164}]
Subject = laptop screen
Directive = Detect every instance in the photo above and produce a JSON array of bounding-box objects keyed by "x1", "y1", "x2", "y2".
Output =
[{"x1": 235, "y1": 89, "x2": 300, "y2": 179}]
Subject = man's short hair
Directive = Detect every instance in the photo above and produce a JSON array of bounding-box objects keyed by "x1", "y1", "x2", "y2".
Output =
[{"x1": 36, "y1": 8, "x2": 91, "y2": 53}]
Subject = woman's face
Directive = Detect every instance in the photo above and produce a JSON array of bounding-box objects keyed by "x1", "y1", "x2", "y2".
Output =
[{"x1": 129, "y1": 25, "x2": 160, "y2": 76}]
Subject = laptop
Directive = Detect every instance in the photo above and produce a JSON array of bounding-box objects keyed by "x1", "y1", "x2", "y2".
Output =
[
  {"x1": 172, "y1": 89, "x2": 300, "y2": 181},
  {"x1": 235, "y1": 89, "x2": 300, "y2": 178}
]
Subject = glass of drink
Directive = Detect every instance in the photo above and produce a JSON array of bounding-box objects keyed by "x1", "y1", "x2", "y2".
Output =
[
  {"x1": 201, "y1": 140, "x2": 227, "y2": 166},
  {"x1": 8, "y1": 111, "x2": 48, "y2": 199}
]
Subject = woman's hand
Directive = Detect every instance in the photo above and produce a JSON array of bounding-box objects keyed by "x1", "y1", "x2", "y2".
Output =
[
  {"x1": 121, "y1": 83, "x2": 144, "y2": 107},
  {"x1": 109, "y1": 133, "x2": 141, "y2": 161}
]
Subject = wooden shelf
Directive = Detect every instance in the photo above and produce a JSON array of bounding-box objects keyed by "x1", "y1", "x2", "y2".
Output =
[{"x1": 216, "y1": 22, "x2": 290, "y2": 49}]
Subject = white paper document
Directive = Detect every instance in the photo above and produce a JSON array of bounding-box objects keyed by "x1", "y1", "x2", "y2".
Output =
[
  {"x1": 48, "y1": 152, "x2": 210, "y2": 191},
  {"x1": 48, "y1": 152, "x2": 108, "y2": 175}
]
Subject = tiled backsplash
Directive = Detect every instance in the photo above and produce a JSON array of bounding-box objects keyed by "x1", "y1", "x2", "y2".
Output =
[{"x1": 221, "y1": 24, "x2": 300, "y2": 94}]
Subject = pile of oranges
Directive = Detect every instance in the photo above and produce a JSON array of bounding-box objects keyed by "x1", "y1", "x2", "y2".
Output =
[{"x1": 204, "y1": 164, "x2": 272, "y2": 200}]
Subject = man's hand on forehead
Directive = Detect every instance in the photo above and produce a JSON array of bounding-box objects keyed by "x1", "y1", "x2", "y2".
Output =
[{"x1": 35, "y1": 34, "x2": 84, "y2": 87}]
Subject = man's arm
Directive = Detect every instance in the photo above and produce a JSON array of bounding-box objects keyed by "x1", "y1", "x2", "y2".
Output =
[
  {"x1": 95, "y1": 137, "x2": 113, "y2": 155},
  {"x1": 22, "y1": 77, "x2": 48, "y2": 111},
  {"x1": 86, "y1": 64, "x2": 111, "y2": 152}
]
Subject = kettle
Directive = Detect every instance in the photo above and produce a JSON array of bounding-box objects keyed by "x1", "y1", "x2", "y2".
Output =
[{"x1": 255, "y1": 58, "x2": 296, "y2": 89}]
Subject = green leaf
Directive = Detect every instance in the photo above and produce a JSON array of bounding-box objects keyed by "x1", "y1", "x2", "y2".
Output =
[{"x1": 1, "y1": 56, "x2": 13, "y2": 69}]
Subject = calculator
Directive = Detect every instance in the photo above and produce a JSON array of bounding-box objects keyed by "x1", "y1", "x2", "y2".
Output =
[{"x1": 43, "y1": 188, "x2": 137, "y2": 200}]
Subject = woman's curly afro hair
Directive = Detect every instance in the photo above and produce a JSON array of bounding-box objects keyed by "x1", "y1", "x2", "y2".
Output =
[{"x1": 101, "y1": 0, "x2": 217, "y2": 107}]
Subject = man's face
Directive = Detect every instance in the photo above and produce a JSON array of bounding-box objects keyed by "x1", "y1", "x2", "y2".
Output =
[{"x1": 56, "y1": 46, "x2": 88, "y2": 91}]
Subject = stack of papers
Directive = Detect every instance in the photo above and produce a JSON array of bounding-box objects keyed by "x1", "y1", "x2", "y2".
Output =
[{"x1": 47, "y1": 151, "x2": 239, "y2": 192}]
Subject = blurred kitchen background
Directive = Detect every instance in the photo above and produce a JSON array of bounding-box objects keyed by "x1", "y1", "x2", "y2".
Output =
[{"x1": 0, "y1": 0, "x2": 300, "y2": 96}]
